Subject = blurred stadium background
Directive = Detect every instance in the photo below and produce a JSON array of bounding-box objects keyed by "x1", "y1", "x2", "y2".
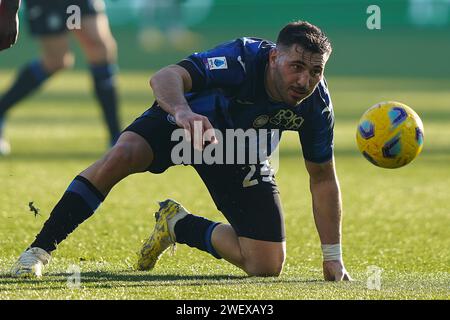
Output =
[{"x1": 1, "y1": 0, "x2": 450, "y2": 77}]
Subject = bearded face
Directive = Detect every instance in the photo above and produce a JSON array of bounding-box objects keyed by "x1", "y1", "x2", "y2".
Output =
[{"x1": 267, "y1": 44, "x2": 330, "y2": 107}]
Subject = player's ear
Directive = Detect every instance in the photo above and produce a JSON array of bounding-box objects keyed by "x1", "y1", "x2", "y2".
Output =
[
  {"x1": 323, "y1": 51, "x2": 331, "y2": 64},
  {"x1": 269, "y1": 48, "x2": 278, "y2": 67}
]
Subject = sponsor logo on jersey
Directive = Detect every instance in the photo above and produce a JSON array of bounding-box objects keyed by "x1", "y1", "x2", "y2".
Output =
[
  {"x1": 207, "y1": 57, "x2": 228, "y2": 70},
  {"x1": 270, "y1": 109, "x2": 304, "y2": 130},
  {"x1": 253, "y1": 115, "x2": 269, "y2": 128}
]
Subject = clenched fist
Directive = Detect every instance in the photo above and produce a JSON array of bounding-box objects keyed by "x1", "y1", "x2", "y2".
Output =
[{"x1": 323, "y1": 260, "x2": 353, "y2": 281}]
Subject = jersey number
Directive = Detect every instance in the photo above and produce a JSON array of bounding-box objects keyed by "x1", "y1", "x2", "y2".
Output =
[
  {"x1": 242, "y1": 164, "x2": 274, "y2": 188},
  {"x1": 243, "y1": 165, "x2": 258, "y2": 188}
]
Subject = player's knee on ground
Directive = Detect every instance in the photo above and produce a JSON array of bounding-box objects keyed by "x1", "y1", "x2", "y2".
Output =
[
  {"x1": 42, "y1": 51, "x2": 75, "y2": 73},
  {"x1": 243, "y1": 250, "x2": 285, "y2": 277}
]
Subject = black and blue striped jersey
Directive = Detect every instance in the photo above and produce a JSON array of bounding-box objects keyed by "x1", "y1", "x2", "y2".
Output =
[{"x1": 152, "y1": 37, "x2": 335, "y2": 163}]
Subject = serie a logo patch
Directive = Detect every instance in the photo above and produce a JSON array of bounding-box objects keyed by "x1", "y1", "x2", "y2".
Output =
[{"x1": 207, "y1": 57, "x2": 228, "y2": 70}]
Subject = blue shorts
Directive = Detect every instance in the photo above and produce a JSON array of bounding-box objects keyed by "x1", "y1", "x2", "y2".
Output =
[
  {"x1": 124, "y1": 105, "x2": 286, "y2": 242},
  {"x1": 24, "y1": 0, "x2": 105, "y2": 36}
]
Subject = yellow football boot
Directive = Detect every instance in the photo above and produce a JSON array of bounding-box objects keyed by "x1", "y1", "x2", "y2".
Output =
[{"x1": 137, "y1": 199, "x2": 188, "y2": 271}]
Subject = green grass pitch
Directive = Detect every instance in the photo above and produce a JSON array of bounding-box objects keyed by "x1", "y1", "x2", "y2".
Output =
[{"x1": 0, "y1": 71, "x2": 449, "y2": 299}]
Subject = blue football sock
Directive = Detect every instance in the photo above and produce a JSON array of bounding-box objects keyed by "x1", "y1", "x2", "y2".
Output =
[
  {"x1": 30, "y1": 175, "x2": 105, "y2": 253},
  {"x1": 90, "y1": 63, "x2": 121, "y2": 146},
  {"x1": 0, "y1": 60, "x2": 51, "y2": 129},
  {"x1": 174, "y1": 214, "x2": 222, "y2": 259}
]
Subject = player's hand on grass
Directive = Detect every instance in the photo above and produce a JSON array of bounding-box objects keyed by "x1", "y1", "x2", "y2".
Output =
[
  {"x1": 174, "y1": 109, "x2": 217, "y2": 150},
  {"x1": 0, "y1": 5, "x2": 19, "y2": 51},
  {"x1": 323, "y1": 260, "x2": 353, "y2": 281}
]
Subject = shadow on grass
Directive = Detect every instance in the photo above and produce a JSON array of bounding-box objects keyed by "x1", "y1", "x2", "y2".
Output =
[{"x1": 0, "y1": 271, "x2": 323, "y2": 291}]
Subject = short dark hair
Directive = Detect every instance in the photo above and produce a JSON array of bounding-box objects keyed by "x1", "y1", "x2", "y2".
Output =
[{"x1": 276, "y1": 21, "x2": 332, "y2": 55}]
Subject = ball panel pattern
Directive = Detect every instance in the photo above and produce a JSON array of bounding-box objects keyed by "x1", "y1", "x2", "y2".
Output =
[{"x1": 356, "y1": 101, "x2": 424, "y2": 169}]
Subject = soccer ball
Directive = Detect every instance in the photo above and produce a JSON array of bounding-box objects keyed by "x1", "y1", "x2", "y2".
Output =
[{"x1": 356, "y1": 101, "x2": 424, "y2": 168}]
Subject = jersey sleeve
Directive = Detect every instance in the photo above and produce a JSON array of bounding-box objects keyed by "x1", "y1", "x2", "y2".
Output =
[
  {"x1": 177, "y1": 39, "x2": 247, "y2": 92},
  {"x1": 298, "y1": 80, "x2": 335, "y2": 163}
]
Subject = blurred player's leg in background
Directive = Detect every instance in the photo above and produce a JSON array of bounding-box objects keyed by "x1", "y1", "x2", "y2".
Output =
[
  {"x1": 73, "y1": 13, "x2": 121, "y2": 146},
  {"x1": 0, "y1": 34, "x2": 73, "y2": 155},
  {"x1": 136, "y1": 0, "x2": 202, "y2": 52},
  {"x1": 0, "y1": 0, "x2": 121, "y2": 155}
]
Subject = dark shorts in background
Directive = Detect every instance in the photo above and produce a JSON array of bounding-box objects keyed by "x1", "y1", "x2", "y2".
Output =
[
  {"x1": 124, "y1": 105, "x2": 286, "y2": 242},
  {"x1": 24, "y1": 0, "x2": 105, "y2": 36}
]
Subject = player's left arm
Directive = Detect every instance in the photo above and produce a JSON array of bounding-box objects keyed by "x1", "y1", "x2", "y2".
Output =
[
  {"x1": 305, "y1": 158, "x2": 352, "y2": 281},
  {"x1": 0, "y1": 0, "x2": 21, "y2": 51}
]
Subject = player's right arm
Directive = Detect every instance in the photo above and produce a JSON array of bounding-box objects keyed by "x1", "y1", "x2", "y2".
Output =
[
  {"x1": 305, "y1": 158, "x2": 352, "y2": 281},
  {"x1": 150, "y1": 65, "x2": 217, "y2": 150},
  {"x1": 150, "y1": 39, "x2": 247, "y2": 149},
  {"x1": 0, "y1": 0, "x2": 21, "y2": 51}
]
